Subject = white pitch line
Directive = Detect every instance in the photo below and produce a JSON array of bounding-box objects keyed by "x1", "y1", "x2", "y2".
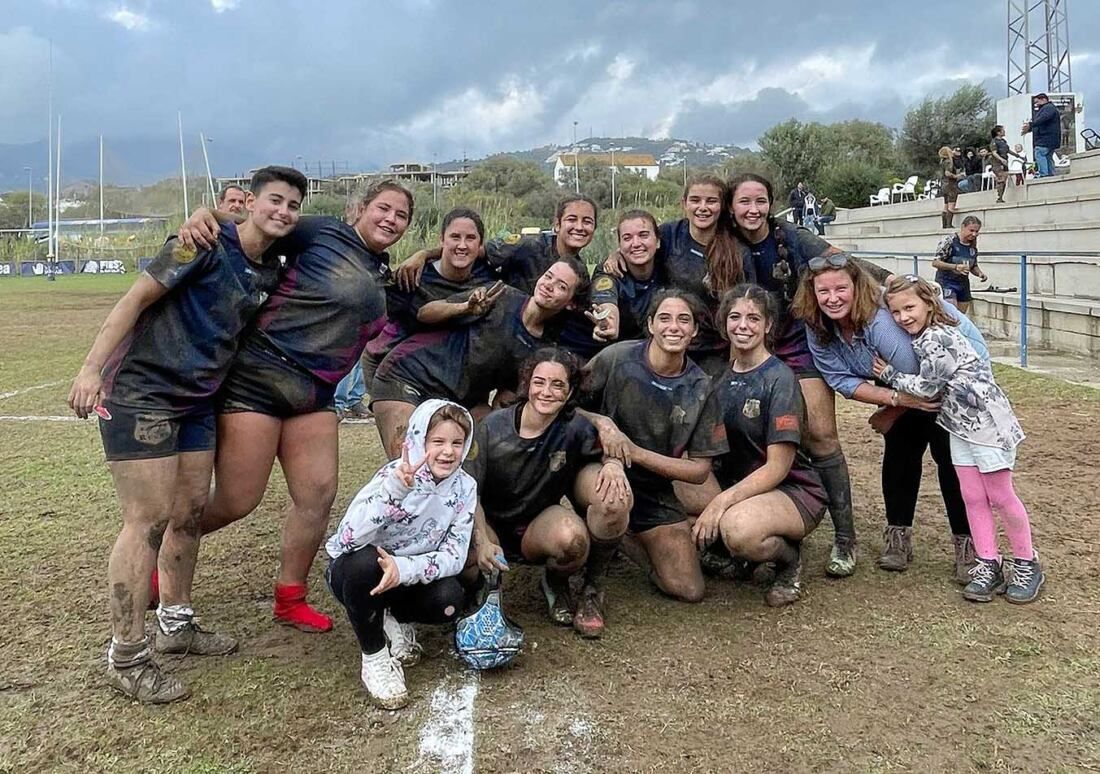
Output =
[
  {"x1": 0, "y1": 380, "x2": 66, "y2": 401},
  {"x1": 413, "y1": 672, "x2": 478, "y2": 774},
  {"x1": 0, "y1": 415, "x2": 90, "y2": 422}
]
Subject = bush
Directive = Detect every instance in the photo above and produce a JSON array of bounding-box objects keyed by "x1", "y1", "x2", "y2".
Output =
[{"x1": 819, "y1": 159, "x2": 890, "y2": 209}]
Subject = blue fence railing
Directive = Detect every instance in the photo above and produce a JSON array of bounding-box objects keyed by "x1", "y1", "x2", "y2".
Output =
[{"x1": 849, "y1": 250, "x2": 1100, "y2": 368}]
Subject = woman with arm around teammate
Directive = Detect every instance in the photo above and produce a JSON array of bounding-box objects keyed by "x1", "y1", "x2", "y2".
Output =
[{"x1": 790, "y1": 257, "x2": 982, "y2": 583}]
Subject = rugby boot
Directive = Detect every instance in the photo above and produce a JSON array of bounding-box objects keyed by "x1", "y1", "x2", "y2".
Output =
[
  {"x1": 273, "y1": 583, "x2": 333, "y2": 633},
  {"x1": 826, "y1": 535, "x2": 858, "y2": 578},
  {"x1": 156, "y1": 618, "x2": 238, "y2": 656},
  {"x1": 382, "y1": 609, "x2": 422, "y2": 667},
  {"x1": 877, "y1": 526, "x2": 913, "y2": 572},
  {"x1": 953, "y1": 535, "x2": 977, "y2": 586},
  {"x1": 962, "y1": 557, "x2": 1007, "y2": 602},
  {"x1": 344, "y1": 401, "x2": 373, "y2": 420},
  {"x1": 764, "y1": 543, "x2": 803, "y2": 607},
  {"x1": 572, "y1": 585, "x2": 605, "y2": 639},
  {"x1": 360, "y1": 647, "x2": 408, "y2": 710},
  {"x1": 1004, "y1": 555, "x2": 1045, "y2": 604},
  {"x1": 540, "y1": 570, "x2": 574, "y2": 626},
  {"x1": 106, "y1": 639, "x2": 190, "y2": 705}
]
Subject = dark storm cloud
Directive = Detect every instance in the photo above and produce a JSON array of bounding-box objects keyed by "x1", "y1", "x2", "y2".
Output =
[{"x1": 2, "y1": 0, "x2": 1097, "y2": 177}]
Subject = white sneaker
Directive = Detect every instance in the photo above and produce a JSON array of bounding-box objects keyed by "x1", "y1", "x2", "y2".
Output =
[
  {"x1": 382, "y1": 609, "x2": 422, "y2": 667},
  {"x1": 360, "y1": 647, "x2": 408, "y2": 709}
]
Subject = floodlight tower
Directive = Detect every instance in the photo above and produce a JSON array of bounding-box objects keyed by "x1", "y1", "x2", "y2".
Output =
[{"x1": 1007, "y1": 0, "x2": 1073, "y2": 96}]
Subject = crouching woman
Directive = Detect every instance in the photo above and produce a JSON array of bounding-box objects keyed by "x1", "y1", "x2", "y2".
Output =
[{"x1": 691, "y1": 284, "x2": 828, "y2": 607}]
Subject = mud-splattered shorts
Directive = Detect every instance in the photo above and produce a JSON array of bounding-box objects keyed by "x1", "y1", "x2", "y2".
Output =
[
  {"x1": 98, "y1": 402, "x2": 215, "y2": 461},
  {"x1": 218, "y1": 336, "x2": 335, "y2": 418}
]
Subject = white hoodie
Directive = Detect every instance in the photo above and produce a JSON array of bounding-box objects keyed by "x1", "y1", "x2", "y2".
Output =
[{"x1": 325, "y1": 399, "x2": 476, "y2": 585}]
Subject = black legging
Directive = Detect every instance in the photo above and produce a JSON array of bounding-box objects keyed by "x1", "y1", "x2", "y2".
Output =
[
  {"x1": 327, "y1": 546, "x2": 464, "y2": 654},
  {"x1": 881, "y1": 409, "x2": 970, "y2": 536}
]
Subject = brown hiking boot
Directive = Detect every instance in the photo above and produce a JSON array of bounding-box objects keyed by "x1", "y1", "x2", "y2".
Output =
[
  {"x1": 572, "y1": 585, "x2": 606, "y2": 639},
  {"x1": 950, "y1": 538, "x2": 976, "y2": 584},
  {"x1": 106, "y1": 660, "x2": 190, "y2": 704},
  {"x1": 953, "y1": 535, "x2": 977, "y2": 586},
  {"x1": 877, "y1": 526, "x2": 914, "y2": 572},
  {"x1": 156, "y1": 621, "x2": 238, "y2": 656}
]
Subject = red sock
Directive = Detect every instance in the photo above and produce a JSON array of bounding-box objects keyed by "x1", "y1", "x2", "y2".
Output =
[
  {"x1": 273, "y1": 583, "x2": 332, "y2": 633},
  {"x1": 147, "y1": 568, "x2": 160, "y2": 611}
]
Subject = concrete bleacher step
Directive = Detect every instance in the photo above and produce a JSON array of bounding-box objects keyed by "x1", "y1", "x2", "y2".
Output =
[{"x1": 831, "y1": 220, "x2": 1100, "y2": 256}]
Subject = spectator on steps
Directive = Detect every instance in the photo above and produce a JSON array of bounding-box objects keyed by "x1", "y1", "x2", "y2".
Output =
[
  {"x1": 1022, "y1": 93, "x2": 1061, "y2": 178},
  {"x1": 938, "y1": 147, "x2": 964, "y2": 229},
  {"x1": 815, "y1": 197, "x2": 836, "y2": 235},
  {"x1": 788, "y1": 182, "x2": 806, "y2": 225}
]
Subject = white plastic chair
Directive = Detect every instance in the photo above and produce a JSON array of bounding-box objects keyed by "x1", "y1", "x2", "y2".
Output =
[
  {"x1": 1053, "y1": 152, "x2": 1071, "y2": 169},
  {"x1": 890, "y1": 175, "x2": 918, "y2": 203},
  {"x1": 981, "y1": 164, "x2": 996, "y2": 191},
  {"x1": 869, "y1": 187, "x2": 890, "y2": 206}
]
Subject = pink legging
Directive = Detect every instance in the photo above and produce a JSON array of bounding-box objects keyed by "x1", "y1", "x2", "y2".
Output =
[{"x1": 954, "y1": 466, "x2": 1034, "y2": 560}]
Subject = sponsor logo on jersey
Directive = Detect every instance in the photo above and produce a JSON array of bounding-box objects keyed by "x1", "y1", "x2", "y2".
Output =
[
  {"x1": 742, "y1": 398, "x2": 761, "y2": 419},
  {"x1": 775, "y1": 414, "x2": 799, "y2": 432},
  {"x1": 549, "y1": 450, "x2": 567, "y2": 472},
  {"x1": 593, "y1": 276, "x2": 614, "y2": 292}
]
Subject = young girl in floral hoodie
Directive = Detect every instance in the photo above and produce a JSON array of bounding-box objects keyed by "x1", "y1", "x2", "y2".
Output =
[
  {"x1": 325, "y1": 399, "x2": 476, "y2": 709},
  {"x1": 873, "y1": 276, "x2": 1043, "y2": 606}
]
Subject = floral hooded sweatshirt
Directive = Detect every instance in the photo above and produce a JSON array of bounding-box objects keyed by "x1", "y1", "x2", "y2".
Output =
[{"x1": 325, "y1": 399, "x2": 476, "y2": 585}]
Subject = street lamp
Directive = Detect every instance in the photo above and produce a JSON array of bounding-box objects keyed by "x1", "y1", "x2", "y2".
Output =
[{"x1": 23, "y1": 166, "x2": 32, "y2": 230}]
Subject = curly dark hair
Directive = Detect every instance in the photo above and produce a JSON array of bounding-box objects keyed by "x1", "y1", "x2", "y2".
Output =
[{"x1": 515, "y1": 347, "x2": 583, "y2": 419}]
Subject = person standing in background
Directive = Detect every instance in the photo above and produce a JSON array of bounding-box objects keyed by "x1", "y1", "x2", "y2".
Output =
[{"x1": 1022, "y1": 93, "x2": 1061, "y2": 178}]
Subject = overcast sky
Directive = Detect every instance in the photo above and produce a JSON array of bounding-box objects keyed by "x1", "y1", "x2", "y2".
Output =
[{"x1": 3, "y1": 0, "x2": 1097, "y2": 174}]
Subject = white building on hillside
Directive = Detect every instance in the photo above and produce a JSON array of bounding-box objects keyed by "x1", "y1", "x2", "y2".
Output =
[{"x1": 552, "y1": 152, "x2": 660, "y2": 185}]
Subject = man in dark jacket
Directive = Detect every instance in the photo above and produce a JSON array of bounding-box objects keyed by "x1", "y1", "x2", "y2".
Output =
[
  {"x1": 1022, "y1": 93, "x2": 1061, "y2": 177},
  {"x1": 788, "y1": 182, "x2": 806, "y2": 224}
]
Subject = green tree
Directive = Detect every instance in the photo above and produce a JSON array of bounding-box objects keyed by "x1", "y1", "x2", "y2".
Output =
[
  {"x1": 457, "y1": 156, "x2": 556, "y2": 200},
  {"x1": 818, "y1": 158, "x2": 890, "y2": 209},
  {"x1": 758, "y1": 119, "x2": 833, "y2": 195},
  {"x1": 900, "y1": 83, "x2": 994, "y2": 175},
  {"x1": 0, "y1": 191, "x2": 50, "y2": 229},
  {"x1": 827, "y1": 120, "x2": 901, "y2": 173}
]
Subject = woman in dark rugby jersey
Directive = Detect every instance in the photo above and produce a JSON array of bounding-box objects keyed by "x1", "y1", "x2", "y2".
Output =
[
  {"x1": 396, "y1": 194, "x2": 603, "y2": 359},
  {"x1": 580, "y1": 290, "x2": 728, "y2": 603},
  {"x1": 692, "y1": 284, "x2": 827, "y2": 607},
  {"x1": 602, "y1": 175, "x2": 732, "y2": 373},
  {"x1": 69, "y1": 166, "x2": 306, "y2": 702},
  {"x1": 371, "y1": 258, "x2": 588, "y2": 457},
  {"x1": 712, "y1": 173, "x2": 886, "y2": 579},
  {"x1": 588, "y1": 209, "x2": 664, "y2": 344},
  {"x1": 463, "y1": 348, "x2": 631, "y2": 639},
  {"x1": 361, "y1": 206, "x2": 495, "y2": 388},
  {"x1": 173, "y1": 180, "x2": 413, "y2": 634}
]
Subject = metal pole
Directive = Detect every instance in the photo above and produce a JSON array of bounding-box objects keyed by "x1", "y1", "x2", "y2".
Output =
[
  {"x1": 177, "y1": 111, "x2": 189, "y2": 215},
  {"x1": 25, "y1": 167, "x2": 32, "y2": 230},
  {"x1": 912, "y1": 254, "x2": 919, "y2": 276},
  {"x1": 200, "y1": 133, "x2": 216, "y2": 207},
  {"x1": 1019, "y1": 253, "x2": 1028, "y2": 368},
  {"x1": 46, "y1": 42, "x2": 54, "y2": 260},
  {"x1": 53, "y1": 113, "x2": 61, "y2": 279},
  {"x1": 99, "y1": 135, "x2": 104, "y2": 235}
]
